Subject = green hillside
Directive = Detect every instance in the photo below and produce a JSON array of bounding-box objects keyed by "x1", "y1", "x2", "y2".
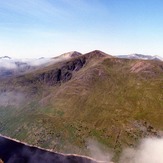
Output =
[{"x1": 0, "y1": 51, "x2": 163, "y2": 162}]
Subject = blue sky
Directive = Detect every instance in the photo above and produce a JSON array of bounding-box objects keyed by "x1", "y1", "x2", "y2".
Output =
[{"x1": 0, "y1": 0, "x2": 163, "y2": 58}]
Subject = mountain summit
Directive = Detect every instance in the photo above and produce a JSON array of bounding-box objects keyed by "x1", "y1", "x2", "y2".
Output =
[
  {"x1": 84, "y1": 50, "x2": 113, "y2": 59},
  {"x1": 60, "y1": 51, "x2": 82, "y2": 58}
]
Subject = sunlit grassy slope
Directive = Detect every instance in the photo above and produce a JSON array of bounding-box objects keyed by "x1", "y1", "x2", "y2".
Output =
[{"x1": 0, "y1": 50, "x2": 163, "y2": 161}]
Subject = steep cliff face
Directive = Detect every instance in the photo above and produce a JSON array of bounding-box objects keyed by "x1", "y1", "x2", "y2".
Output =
[{"x1": 37, "y1": 57, "x2": 86, "y2": 85}]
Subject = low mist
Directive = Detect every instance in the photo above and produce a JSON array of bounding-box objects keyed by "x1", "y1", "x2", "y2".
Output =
[
  {"x1": 86, "y1": 137, "x2": 163, "y2": 163},
  {"x1": 86, "y1": 139, "x2": 112, "y2": 162},
  {"x1": 0, "y1": 91, "x2": 26, "y2": 106},
  {"x1": 119, "y1": 137, "x2": 163, "y2": 163}
]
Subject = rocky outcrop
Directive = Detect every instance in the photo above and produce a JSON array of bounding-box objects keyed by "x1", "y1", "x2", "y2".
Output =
[{"x1": 36, "y1": 57, "x2": 86, "y2": 85}]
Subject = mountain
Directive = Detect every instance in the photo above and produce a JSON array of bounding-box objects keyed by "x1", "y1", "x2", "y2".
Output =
[
  {"x1": 0, "y1": 52, "x2": 82, "y2": 77},
  {"x1": 56, "y1": 51, "x2": 82, "y2": 58},
  {"x1": 117, "y1": 53, "x2": 163, "y2": 61},
  {"x1": 0, "y1": 50, "x2": 163, "y2": 162}
]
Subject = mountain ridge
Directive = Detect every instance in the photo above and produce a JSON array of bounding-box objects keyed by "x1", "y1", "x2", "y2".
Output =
[
  {"x1": 0, "y1": 50, "x2": 163, "y2": 162},
  {"x1": 117, "y1": 53, "x2": 163, "y2": 61}
]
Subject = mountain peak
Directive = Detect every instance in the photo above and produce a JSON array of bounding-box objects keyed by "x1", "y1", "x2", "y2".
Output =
[
  {"x1": 84, "y1": 50, "x2": 113, "y2": 59},
  {"x1": 60, "y1": 51, "x2": 82, "y2": 58},
  {"x1": 0, "y1": 56, "x2": 11, "y2": 59}
]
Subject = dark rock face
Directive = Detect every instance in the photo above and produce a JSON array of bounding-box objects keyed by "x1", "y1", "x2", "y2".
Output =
[
  {"x1": 29, "y1": 51, "x2": 109, "y2": 86},
  {"x1": 32, "y1": 57, "x2": 86, "y2": 86},
  {"x1": 0, "y1": 136, "x2": 99, "y2": 163}
]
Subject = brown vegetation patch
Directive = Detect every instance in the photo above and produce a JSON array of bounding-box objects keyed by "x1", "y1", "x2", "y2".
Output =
[{"x1": 130, "y1": 61, "x2": 153, "y2": 73}]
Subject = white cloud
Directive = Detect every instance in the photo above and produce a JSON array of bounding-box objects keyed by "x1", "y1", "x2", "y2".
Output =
[
  {"x1": 119, "y1": 137, "x2": 163, "y2": 163},
  {"x1": 85, "y1": 137, "x2": 163, "y2": 163}
]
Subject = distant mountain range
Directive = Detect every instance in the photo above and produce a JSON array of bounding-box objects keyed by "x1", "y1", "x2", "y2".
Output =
[
  {"x1": 0, "y1": 52, "x2": 162, "y2": 68},
  {"x1": 116, "y1": 53, "x2": 163, "y2": 61},
  {"x1": 0, "y1": 51, "x2": 162, "y2": 78}
]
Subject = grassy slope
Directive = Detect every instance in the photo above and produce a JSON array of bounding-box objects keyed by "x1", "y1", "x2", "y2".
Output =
[
  {"x1": 0, "y1": 53, "x2": 163, "y2": 162},
  {"x1": 46, "y1": 58, "x2": 163, "y2": 160}
]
